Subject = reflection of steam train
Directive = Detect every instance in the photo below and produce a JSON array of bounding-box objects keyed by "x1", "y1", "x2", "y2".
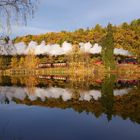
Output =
[
  {"x1": 38, "y1": 63, "x2": 68, "y2": 68},
  {"x1": 94, "y1": 79, "x2": 139, "y2": 88},
  {"x1": 116, "y1": 80, "x2": 139, "y2": 87},
  {"x1": 39, "y1": 75, "x2": 68, "y2": 81}
]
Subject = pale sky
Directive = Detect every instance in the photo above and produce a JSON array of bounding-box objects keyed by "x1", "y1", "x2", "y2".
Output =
[{"x1": 12, "y1": 0, "x2": 140, "y2": 37}]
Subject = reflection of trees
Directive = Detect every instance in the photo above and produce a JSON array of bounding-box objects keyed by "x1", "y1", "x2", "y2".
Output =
[
  {"x1": 14, "y1": 91, "x2": 140, "y2": 124},
  {"x1": 100, "y1": 74, "x2": 116, "y2": 121},
  {"x1": 0, "y1": 0, "x2": 37, "y2": 33},
  {"x1": 24, "y1": 76, "x2": 38, "y2": 95},
  {"x1": 1, "y1": 75, "x2": 140, "y2": 124},
  {"x1": 68, "y1": 74, "x2": 101, "y2": 99},
  {"x1": 114, "y1": 91, "x2": 140, "y2": 124},
  {"x1": 11, "y1": 76, "x2": 38, "y2": 95},
  {"x1": 0, "y1": 76, "x2": 11, "y2": 85}
]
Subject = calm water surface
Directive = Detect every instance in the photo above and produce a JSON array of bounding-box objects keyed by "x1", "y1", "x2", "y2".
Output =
[{"x1": 0, "y1": 75, "x2": 140, "y2": 140}]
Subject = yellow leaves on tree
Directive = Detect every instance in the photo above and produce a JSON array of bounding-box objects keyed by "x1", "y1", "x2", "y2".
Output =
[{"x1": 24, "y1": 49, "x2": 39, "y2": 69}]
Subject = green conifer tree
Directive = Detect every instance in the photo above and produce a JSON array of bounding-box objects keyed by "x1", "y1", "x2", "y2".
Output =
[{"x1": 101, "y1": 24, "x2": 116, "y2": 70}]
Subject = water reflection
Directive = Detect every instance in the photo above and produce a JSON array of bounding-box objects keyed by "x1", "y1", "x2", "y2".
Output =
[
  {"x1": 0, "y1": 75, "x2": 140, "y2": 124},
  {"x1": 100, "y1": 75, "x2": 115, "y2": 120}
]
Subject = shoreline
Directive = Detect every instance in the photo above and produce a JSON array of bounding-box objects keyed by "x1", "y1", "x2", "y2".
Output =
[{"x1": 0, "y1": 64, "x2": 140, "y2": 77}]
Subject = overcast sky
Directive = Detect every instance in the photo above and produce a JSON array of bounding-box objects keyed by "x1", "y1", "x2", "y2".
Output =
[{"x1": 12, "y1": 0, "x2": 140, "y2": 37}]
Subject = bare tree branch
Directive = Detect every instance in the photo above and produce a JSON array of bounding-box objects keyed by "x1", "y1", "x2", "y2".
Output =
[{"x1": 0, "y1": 0, "x2": 38, "y2": 34}]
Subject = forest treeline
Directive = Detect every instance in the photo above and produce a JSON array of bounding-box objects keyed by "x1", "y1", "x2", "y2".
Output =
[{"x1": 14, "y1": 19, "x2": 140, "y2": 57}]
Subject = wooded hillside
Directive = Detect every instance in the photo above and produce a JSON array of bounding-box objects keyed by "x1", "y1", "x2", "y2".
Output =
[{"x1": 14, "y1": 19, "x2": 140, "y2": 57}]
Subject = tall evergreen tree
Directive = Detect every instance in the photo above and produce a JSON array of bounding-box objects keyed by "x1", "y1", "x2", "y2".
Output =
[{"x1": 101, "y1": 24, "x2": 116, "y2": 70}]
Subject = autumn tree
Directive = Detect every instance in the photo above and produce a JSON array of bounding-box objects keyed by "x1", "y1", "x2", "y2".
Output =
[
  {"x1": 19, "y1": 57, "x2": 25, "y2": 68},
  {"x1": 67, "y1": 44, "x2": 82, "y2": 70},
  {"x1": 24, "y1": 49, "x2": 39, "y2": 69},
  {"x1": 11, "y1": 56, "x2": 18, "y2": 68},
  {"x1": 0, "y1": 57, "x2": 3, "y2": 69},
  {"x1": 93, "y1": 24, "x2": 105, "y2": 43}
]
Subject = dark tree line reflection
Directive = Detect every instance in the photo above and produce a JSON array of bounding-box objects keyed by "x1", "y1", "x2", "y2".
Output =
[
  {"x1": 0, "y1": 75, "x2": 140, "y2": 124},
  {"x1": 101, "y1": 74, "x2": 116, "y2": 121}
]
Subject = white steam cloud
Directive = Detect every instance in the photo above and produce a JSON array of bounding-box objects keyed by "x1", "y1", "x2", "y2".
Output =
[{"x1": 0, "y1": 41, "x2": 132, "y2": 56}]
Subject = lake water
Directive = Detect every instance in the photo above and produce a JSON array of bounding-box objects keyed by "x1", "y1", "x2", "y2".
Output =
[{"x1": 0, "y1": 75, "x2": 140, "y2": 140}]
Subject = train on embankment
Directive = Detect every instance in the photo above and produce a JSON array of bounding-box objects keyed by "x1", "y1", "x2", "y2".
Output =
[
  {"x1": 38, "y1": 62, "x2": 68, "y2": 68},
  {"x1": 37, "y1": 55, "x2": 139, "y2": 68}
]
